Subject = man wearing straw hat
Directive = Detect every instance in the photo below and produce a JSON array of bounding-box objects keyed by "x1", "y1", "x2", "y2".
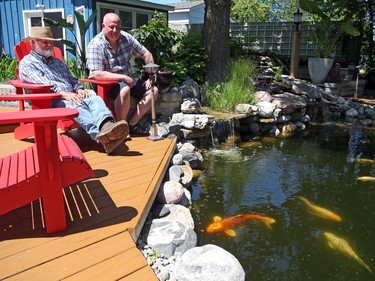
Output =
[{"x1": 19, "y1": 26, "x2": 128, "y2": 155}]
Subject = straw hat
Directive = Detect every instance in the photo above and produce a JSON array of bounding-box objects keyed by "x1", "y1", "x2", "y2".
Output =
[{"x1": 23, "y1": 26, "x2": 62, "y2": 41}]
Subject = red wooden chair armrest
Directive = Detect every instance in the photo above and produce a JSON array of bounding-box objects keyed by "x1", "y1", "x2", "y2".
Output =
[
  {"x1": 80, "y1": 78, "x2": 119, "y2": 105},
  {"x1": 9, "y1": 80, "x2": 54, "y2": 93},
  {"x1": 79, "y1": 78, "x2": 119, "y2": 85},
  {"x1": 0, "y1": 93, "x2": 61, "y2": 110},
  {"x1": 0, "y1": 93, "x2": 61, "y2": 101},
  {"x1": 0, "y1": 108, "x2": 78, "y2": 125}
]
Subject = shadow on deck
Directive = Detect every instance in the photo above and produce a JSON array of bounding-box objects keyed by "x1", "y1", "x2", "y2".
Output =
[{"x1": 0, "y1": 109, "x2": 176, "y2": 280}]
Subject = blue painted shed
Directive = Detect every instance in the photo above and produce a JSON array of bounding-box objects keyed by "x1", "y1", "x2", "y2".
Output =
[{"x1": 0, "y1": 0, "x2": 173, "y2": 58}]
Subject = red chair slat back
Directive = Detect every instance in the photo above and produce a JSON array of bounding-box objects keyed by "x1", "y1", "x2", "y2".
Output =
[{"x1": 14, "y1": 41, "x2": 63, "y2": 62}]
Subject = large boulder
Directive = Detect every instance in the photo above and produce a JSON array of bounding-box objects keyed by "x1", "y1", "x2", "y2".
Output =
[
  {"x1": 271, "y1": 92, "x2": 307, "y2": 114},
  {"x1": 180, "y1": 79, "x2": 201, "y2": 101},
  {"x1": 173, "y1": 244, "x2": 245, "y2": 281},
  {"x1": 146, "y1": 219, "x2": 197, "y2": 258},
  {"x1": 157, "y1": 180, "x2": 184, "y2": 204}
]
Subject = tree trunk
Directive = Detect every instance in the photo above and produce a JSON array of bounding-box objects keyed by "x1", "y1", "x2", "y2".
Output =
[
  {"x1": 367, "y1": 0, "x2": 374, "y2": 66},
  {"x1": 203, "y1": 0, "x2": 231, "y2": 84}
]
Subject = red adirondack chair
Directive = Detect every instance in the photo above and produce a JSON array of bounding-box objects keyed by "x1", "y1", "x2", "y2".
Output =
[
  {"x1": 9, "y1": 41, "x2": 79, "y2": 139},
  {"x1": 0, "y1": 94, "x2": 96, "y2": 234},
  {"x1": 8, "y1": 41, "x2": 118, "y2": 140}
]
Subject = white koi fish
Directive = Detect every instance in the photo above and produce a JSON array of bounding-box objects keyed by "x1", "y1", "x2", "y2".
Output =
[
  {"x1": 357, "y1": 176, "x2": 375, "y2": 182},
  {"x1": 298, "y1": 196, "x2": 342, "y2": 222},
  {"x1": 353, "y1": 158, "x2": 374, "y2": 164},
  {"x1": 324, "y1": 232, "x2": 373, "y2": 274}
]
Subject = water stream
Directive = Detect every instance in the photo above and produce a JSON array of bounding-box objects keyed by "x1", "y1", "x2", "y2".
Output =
[{"x1": 191, "y1": 122, "x2": 375, "y2": 280}]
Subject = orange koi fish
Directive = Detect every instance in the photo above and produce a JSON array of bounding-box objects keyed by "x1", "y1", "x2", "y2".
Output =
[
  {"x1": 298, "y1": 196, "x2": 342, "y2": 222},
  {"x1": 357, "y1": 176, "x2": 375, "y2": 182},
  {"x1": 206, "y1": 214, "x2": 276, "y2": 237}
]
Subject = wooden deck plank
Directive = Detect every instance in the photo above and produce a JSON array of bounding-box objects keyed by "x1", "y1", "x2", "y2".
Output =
[
  {"x1": 118, "y1": 266, "x2": 157, "y2": 281},
  {"x1": 63, "y1": 232, "x2": 156, "y2": 280},
  {"x1": 0, "y1": 115, "x2": 175, "y2": 281},
  {"x1": 5, "y1": 232, "x2": 155, "y2": 280}
]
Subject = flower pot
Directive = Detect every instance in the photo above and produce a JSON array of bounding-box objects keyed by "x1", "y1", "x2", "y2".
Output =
[
  {"x1": 308, "y1": 57, "x2": 335, "y2": 84},
  {"x1": 156, "y1": 71, "x2": 173, "y2": 90}
]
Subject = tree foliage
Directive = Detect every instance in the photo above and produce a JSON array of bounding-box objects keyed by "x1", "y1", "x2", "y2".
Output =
[
  {"x1": 230, "y1": 0, "x2": 299, "y2": 22},
  {"x1": 301, "y1": 0, "x2": 360, "y2": 58},
  {"x1": 131, "y1": 12, "x2": 184, "y2": 69},
  {"x1": 230, "y1": 0, "x2": 269, "y2": 22},
  {"x1": 131, "y1": 12, "x2": 207, "y2": 85}
]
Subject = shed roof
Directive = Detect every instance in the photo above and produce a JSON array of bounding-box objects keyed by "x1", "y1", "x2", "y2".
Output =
[{"x1": 169, "y1": 0, "x2": 204, "y2": 10}]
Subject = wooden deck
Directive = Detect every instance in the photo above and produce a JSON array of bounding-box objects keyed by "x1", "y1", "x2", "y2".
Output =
[{"x1": 0, "y1": 106, "x2": 176, "y2": 280}]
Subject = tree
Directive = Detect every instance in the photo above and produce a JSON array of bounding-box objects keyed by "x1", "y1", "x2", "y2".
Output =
[
  {"x1": 230, "y1": 0, "x2": 269, "y2": 22},
  {"x1": 368, "y1": 0, "x2": 374, "y2": 66},
  {"x1": 230, "y1": 0, "x2": 300, "y2": 22},
  {"x1": 203, "y1": 0, "x2": 231, "y2": 84}
]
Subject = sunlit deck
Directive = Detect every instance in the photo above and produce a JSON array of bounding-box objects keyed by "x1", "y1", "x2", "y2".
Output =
[{"x1": 0, "y1": 106, "x2": 176, "y2": 280}]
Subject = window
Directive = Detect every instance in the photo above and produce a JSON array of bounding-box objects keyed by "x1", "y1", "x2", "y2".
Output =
[
  {"x1": 119, "y1": 11, "x2": 132, "y2": 31},
  {"x1": 136, "y1": 13, "x2": 149, "y2": 28},
  {"x1": 23, "y1": 9, "x2": 65, "y2": 55},
  {"x1": 97, "y1": 3, "x2": 161, "y2": 32}
]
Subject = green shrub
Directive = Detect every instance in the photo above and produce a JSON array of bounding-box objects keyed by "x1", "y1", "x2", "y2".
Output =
[
  {"x1": 164, "y1": 33, "x2": 208, "y2": 85},
  {"x1": 65, "y1": 58, "x2": 92, "y2": 89},
  {"x1": 131, "y1": 12, "x2": 207, "y2": 86},
  {"x1": 205, "y1": 59, "x2": 257, "y2": 112},
  {"x1": 131, "y1": 12, "x2": 184, "y2": 71},
  {"x1": 0, "y1": 56, "x2": 17, "y2": 82}
]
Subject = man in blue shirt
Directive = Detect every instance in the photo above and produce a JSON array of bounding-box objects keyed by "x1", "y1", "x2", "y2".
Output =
[{"x1": 19, "y1": 26, "x2": 128, "y2": 154}]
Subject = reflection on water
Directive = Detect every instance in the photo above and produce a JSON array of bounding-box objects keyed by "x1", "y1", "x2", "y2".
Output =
[{"x1": 192, "y1": 123, "x2": 375, "y2": 281}]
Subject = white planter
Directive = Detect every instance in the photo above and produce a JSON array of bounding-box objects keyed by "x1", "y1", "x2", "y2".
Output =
[{"x1": 308, "y1": 57, "x2": 335, "y2": 84}]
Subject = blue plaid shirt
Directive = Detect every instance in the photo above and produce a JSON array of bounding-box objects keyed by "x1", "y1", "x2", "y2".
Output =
[
  {"x1": 19, "y1": 51, "x2": 83, "y2": 93},
  {"x1": 86, "y1": 31, "x2": 147, "y2": 78}
]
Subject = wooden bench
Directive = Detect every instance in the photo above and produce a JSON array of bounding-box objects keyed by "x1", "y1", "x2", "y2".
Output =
[{"x1": 0, "y1": 107, "x2": 95, "y2": 234}]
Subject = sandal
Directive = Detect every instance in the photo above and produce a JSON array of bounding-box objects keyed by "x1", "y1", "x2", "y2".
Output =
[{"x1": 129, "y1": 124, "x2": 149, "y2": 136}]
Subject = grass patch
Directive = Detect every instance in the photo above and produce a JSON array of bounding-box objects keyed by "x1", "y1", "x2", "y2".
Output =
[
  {"x1": 204, "y1": 59, "x2": 257, "y2": 112},
  {"x1": 0, "y1": 56, "x2": 17, "y2": 82}
]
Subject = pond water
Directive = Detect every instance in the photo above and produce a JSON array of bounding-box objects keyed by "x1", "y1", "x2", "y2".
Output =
[{"x1": 191, "y1": 122, "x2": 375, "y2": 281}]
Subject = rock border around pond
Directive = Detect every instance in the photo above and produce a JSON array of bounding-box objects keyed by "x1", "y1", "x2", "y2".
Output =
[{"x1": 137, "y1": 140, "x2": 246, "y2": 281}]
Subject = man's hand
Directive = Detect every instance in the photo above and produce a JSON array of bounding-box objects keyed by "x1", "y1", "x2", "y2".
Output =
[
  {"x1": 144, "y1": 79, "x2": 152, "y2": 89},
  {"x1": 123, "y1": 75, "x2": 135, "y2": 88},
  {"x1": 77, "y1": 88, "x2": 95, "y2": 99},
  {"x1": 61, "y1": 91, "x2": 83, "y2": 106}
]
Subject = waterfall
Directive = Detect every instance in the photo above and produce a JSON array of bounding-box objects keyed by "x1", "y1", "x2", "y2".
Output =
[{"x1": 211, "y1": 119, "x2": 235, "y2": 145}]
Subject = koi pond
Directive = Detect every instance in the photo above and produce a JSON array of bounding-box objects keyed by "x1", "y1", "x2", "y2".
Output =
[{"x1": 191, "y1": 122, "x2": 375, "y2": 281}]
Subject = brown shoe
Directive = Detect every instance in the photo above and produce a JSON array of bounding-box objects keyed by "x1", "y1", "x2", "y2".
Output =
[
  {"x1": 97, "y1": 120, "x2": 129, "y2": 144},
  {"x1": 102, "y1": 136, "x2": 126, "y2": 155}
]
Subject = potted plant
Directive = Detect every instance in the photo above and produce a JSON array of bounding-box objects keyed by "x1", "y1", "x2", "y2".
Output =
[{"x1": 300, "y1": 0, "x2": 360, "y2": 83}]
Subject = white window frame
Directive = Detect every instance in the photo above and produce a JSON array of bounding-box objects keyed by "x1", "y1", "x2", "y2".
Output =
[
  {"x1": 96, "y1": 2, "x2": 154, "y2": 31},
  {"x1": 23, "y1": 8, "x2": 65, "y2": 38},
  {"x1": 75, "y1": 6, "x2": 85, "y2": 56}
]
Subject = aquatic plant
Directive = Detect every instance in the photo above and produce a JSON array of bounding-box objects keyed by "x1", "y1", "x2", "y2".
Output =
[{"x1": 205, "y1": 58, "x2": 257, "y2": 112}]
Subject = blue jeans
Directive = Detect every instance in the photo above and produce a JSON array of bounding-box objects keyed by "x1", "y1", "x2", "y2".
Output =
[{"x1": 52, "y1": 95, "x2": 112, "y2": 141}]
